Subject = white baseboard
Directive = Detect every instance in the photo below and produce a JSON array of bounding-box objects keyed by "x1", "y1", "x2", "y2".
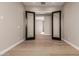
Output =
[
  {"x1": 0, "y1": 39, "x2": 24, "y2": 55},
  {"x1": 62, "y1": 38, "x2": 79, "y2": 50}
]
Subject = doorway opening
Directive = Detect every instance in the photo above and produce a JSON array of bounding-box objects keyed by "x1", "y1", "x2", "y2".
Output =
[
  {"x1": 25, "y1": 11, "x2": 61, "y2": 40},
  {"x1": 35, "y1": 14, "x2": 52, "y2": 36},
  {"x1": 52, "y1": 11, "x2": 61, "y2": 40},
  {"x1": 25, "y1": 11, "x2": 35, "y2": 40}
]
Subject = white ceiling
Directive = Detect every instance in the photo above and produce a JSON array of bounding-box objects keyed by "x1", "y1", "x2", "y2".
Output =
[
  {"x1": 23, "y1": 2, "x2": 64, "y2": 14},
  {"x1": 23, "y1": 2, "x2": 64, "y2": 7}
]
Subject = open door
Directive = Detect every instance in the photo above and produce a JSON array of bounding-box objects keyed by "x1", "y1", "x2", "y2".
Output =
[
  {"x1": 25, "y1": 11, "x2": 35, "y2": 40},
  {"x1": 52, "y1": 11, "x2": 61, "y2": 40}
]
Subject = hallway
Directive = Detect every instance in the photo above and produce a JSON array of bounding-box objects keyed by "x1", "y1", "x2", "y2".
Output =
[{"x1": 4, "y1": 35, "x2": 79, "y2": 56}]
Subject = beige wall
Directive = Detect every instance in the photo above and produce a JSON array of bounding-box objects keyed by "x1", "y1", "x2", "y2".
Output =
[
  {"x1": 63, "y1": 2, "x2": 79, "y2": 48},
  {"x1": 0, "y1": 2, "x2": 25, "y2": 53},
  {"x1": 35, "y1": 16, "x2": 43, "y2": 34},
  {"x1": 44, "y1": 14, "x2": 52, "y2": 35}
]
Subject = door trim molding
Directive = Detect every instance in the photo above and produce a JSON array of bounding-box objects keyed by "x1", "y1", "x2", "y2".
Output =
[
  {"x1": 25, "y1": 11, "x2": 35, "y2": 40},
  {"x1": 52, "y1": 11, "x2": 61, "y2": 40}
]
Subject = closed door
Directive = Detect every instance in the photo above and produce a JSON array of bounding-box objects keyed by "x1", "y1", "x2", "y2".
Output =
[
  {"x1": 52, "y1": 11, "x2": 61, "y2": 40},
  {"x1": 25, "y1": 11, "x2": 35, "y2": 40}
]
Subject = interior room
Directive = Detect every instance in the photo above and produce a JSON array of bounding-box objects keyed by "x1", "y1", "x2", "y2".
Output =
[{"x1": 0, "y1": 2, "x2": 79, "y2": 56}]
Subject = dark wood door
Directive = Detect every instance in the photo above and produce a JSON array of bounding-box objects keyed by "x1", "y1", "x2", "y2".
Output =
[
  {"x1": 52, "y1": 11, "x2": 61, "y2": 40},
  {"x1": 25, "y1": 11, "x2": 35, "y2": 40}
]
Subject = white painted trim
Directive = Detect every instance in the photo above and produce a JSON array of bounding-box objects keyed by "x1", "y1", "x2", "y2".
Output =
[
  {"x1": 62, "y1": 38, "x2": 79, "y2": 50},
  {"x1": 0, "y1": 39, "x2": 24, "y2": 55}
]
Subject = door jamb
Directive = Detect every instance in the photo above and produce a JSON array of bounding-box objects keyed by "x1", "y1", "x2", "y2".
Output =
[
  {"x1": 25, "y1": 11, "x2": 35, "y2": 40},
  {"x1": 52, "y1": 11, "x2": 61, "y2": 40}
]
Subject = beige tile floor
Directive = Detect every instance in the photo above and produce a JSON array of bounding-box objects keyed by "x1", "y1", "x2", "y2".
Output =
[{"x1": 3, "y1": 35, "x2": 79, "y2": 56}]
